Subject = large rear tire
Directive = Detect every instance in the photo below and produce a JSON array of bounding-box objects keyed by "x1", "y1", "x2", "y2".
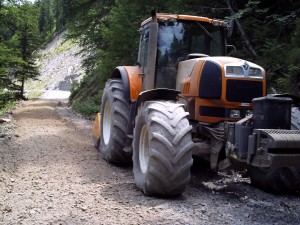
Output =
[
  {"x1": 132, "y1": 101, "x2": 193, "y2": 196},
  {"x1": 99, "y1": 79, "x2": 131, "y2": 165}
]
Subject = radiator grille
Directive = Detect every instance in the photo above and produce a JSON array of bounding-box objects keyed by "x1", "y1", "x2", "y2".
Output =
[{"x1": 226, "y1": 80, "x2": 263, "y2": 103}]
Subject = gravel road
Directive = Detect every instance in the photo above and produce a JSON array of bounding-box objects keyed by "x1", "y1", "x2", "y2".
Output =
[{"x1": 0, "y1": 99, "x2": 300, "y2": 224}]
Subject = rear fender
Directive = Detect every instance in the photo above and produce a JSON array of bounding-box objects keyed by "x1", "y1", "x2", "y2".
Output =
[
  {"x1": 111, "y1": 66, "x2": 143, "y2": 102},
  {"x1": 111, "y1": 66, "x2": 142, "y2": 149}
]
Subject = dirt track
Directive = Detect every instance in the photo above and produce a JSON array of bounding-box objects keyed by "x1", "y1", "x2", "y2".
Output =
[{"x1": 1, "y1": 99, "x2": 300, "y2": 225}]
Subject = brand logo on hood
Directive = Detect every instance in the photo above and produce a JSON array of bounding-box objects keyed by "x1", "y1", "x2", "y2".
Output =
[{"x1": 243, "y1": 61, "x2": 249, "y2": 70}]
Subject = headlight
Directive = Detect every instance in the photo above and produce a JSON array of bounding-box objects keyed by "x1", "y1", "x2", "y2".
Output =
[
  {"x1": 248, "y1": 68, "x2": 263, "y2": 78},
  {"x1": 245, "y1": 110, "x2": 253, "y2": 117},
  {"x1": 226, "y1": 66, "x2": 244, "y2": 76},
  {"x1": 230, "y1": 109, "x2": 241, "y2": 118}
]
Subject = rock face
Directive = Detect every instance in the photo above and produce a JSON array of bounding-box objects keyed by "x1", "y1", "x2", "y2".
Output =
[
  {"x1": 58, "y1": 74, "x2": 79, "y2": 91},
  {"x1": 26, "y1": 31, "x2": 85, "y2": 99},
  {"x1": 38, "y1": 31, "x2": 85, "y2": 92}
]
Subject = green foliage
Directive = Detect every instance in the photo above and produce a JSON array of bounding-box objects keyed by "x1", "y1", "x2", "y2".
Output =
[
  {"x1": 0, "y1": 98, "x2": 17, "y2": 116},
  {"x1": 38, "y1": 0, "x2": 54, "y2": 35},
  {"x1": 0, "y1": 0, "x2": 67, "y2": 107},
  {"x1": 96, "y1": 0, "x2": 141, "y2": 77},
  {"x1": 44, "y1": 38, "x2": 74, "y2": 56},
  {"x1": 226, "y1": 0, "x2": 300, "y2": 95},
  {"x1": 71, "y1": 91, "x2": 102, "y2": 117},
  {"x1": 229, "y1": 1, "x2": 261, "y2": 19},
  {"x1": 65, "y1": 0, "x2": 300, "y2": 115},
  {"x1": 0, "y1": 90, "x2": 15, "y2": 109},
  {"x1": 2, "y1": 0, "x2": 300, "y2": 115},
  {"x1": 67, "y1": 0, "x2": 202, "y2": 112},
  {"x1": 0, "y1": 1, "x2": 38, "y2": 105}
]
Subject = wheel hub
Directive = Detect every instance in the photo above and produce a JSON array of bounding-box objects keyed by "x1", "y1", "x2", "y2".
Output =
[
  {"x1": 139, "y1": 125, "x2": 149, "y2": 174},
  {"x1": 103, "y1": 101, "x2": 111, "y2": 145}
]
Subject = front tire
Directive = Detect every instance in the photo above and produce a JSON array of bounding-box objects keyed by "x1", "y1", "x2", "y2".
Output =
[
  {"x1": 133, "y1": 101, "x2": 193, "y2": 196},
  {"x1": 248, "y1": 166, "x2": 300, "y2": 193},
  {"x1": 99, "y1": 79, "x2": 131, "y2": 165}
]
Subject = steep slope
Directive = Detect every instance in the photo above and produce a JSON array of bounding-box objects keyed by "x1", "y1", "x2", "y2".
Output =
[{"x1": 25, "y1": 31, "x2": 85, "y2": 100}]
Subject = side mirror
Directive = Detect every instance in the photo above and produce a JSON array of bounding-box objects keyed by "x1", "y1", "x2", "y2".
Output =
[{"x1": 227, "y1": 44, "x2": 236, "y2": 55}]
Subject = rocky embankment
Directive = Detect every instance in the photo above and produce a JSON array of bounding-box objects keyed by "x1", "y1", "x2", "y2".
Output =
[{"x1": 26, "y1": 31, "x2": 85, "y2": 100}]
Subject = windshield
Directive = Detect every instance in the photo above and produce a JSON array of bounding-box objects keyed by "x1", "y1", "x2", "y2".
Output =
[{"x1": 157, "y1": 20, "x2": 225, "y2": 66}]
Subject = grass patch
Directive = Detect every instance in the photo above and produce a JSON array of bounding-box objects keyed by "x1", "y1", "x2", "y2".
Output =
[
  {"x1": 0, "y1": 100, "x2": 17, "y2": 116},
  {"x1": 27, "y1": 90, "x2": 44, "y2": 99},
  {"x1": 25, "y1": 79, "x2": 49, "y2": 99},
  {"x1": 43, "y1": 39, "x2": 75, "y2": 59}
]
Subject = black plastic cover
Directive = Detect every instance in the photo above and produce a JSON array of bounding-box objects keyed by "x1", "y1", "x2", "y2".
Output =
[
  {"x1": 199, "y1": 61, "x2": 222, "y2": 99},
  {"x1": 226, "y1": 80, "x2": 262, "y2": 103},
  {"x1": 252, "y1": 96, "x2": 292, "y2": 129}
]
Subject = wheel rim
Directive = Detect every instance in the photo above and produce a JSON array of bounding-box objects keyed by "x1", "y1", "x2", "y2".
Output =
[
  {"x1": 139, "y1": 125, "x2": 149, "y2": 174},
  {"x1": 103, "y1": 100, "x2": 111, "y2": 145}
]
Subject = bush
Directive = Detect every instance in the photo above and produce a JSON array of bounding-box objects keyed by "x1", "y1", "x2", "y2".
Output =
[{"x1": 71, "y1": 90, "x2": 103, "y2": 117}]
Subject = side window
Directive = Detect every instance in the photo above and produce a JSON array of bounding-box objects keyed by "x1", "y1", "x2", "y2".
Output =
[{"x1": 138, "y1": 28, "x2": 149, "y2": 72}]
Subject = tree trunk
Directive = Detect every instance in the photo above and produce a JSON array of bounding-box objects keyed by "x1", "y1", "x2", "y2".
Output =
[
  {"x1": 19, "y1": 77, "x2": 27, "y2": 100},
  {"x1": 225, "y1": 0, "x2": 258, "y2": 58}
]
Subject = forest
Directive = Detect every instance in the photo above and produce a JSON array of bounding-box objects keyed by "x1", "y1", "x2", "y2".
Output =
[{"x1": 0, "y1": 0, "x2": 299, "y2": 115}]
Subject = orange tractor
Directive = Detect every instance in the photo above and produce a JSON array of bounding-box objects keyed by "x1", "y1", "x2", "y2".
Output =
[{"x1": 93, "y1": 12, "x2": 300, "y2": 196}]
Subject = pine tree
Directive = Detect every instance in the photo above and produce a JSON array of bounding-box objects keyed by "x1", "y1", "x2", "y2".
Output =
[{"x1": 15, "y1": 2, "x2": 40, "y2": 99}]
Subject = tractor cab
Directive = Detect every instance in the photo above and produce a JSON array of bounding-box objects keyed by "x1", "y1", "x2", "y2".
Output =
[{"x1": 137, "y1": 14, "x2": 227, "y2": 90}]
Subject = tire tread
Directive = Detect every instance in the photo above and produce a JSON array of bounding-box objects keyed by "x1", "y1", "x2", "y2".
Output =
[
  {"x1": 133, "y1": 101, "x2": 193, "y2": 196},
  {"x1": 99, "y1": 79, "x2": 131, "y2": 165}
]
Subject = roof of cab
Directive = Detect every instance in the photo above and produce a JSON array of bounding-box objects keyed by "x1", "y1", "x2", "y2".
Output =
[{"x1": 141, "y1": 13, "x2": 225, "y2": 26}]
